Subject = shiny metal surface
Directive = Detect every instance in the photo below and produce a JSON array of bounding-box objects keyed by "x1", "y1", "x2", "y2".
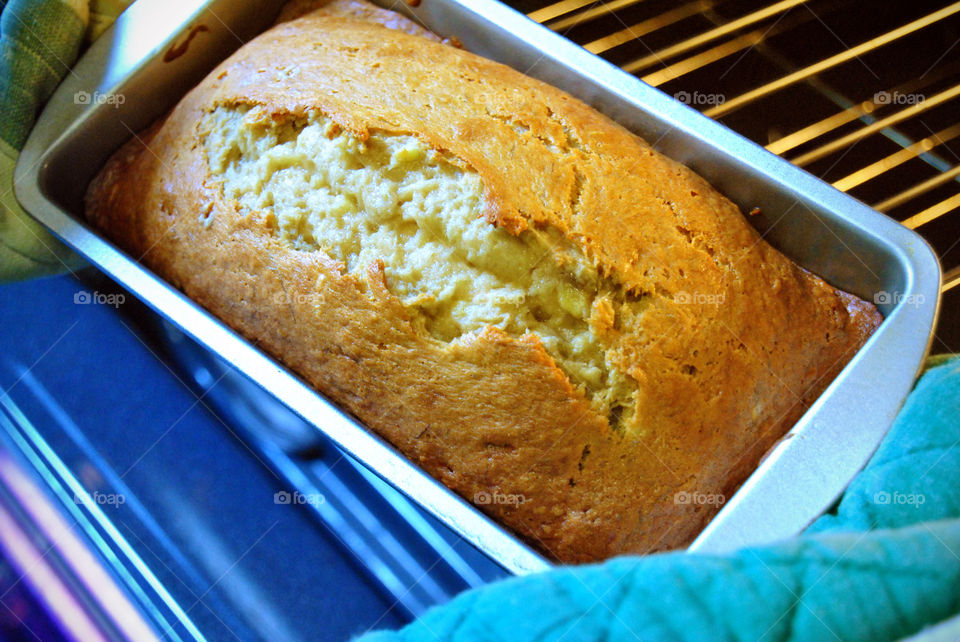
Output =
[
  {"x1": 15, "y1": 0, "x2": 940, "y2": 567},
  {"x1": 0, "y1": 384, "x2": 201, "y2": 641},
  {"x1": 0, "y1": 272, "x2": 413, "y2": 639},
  {"x1": 153, "y1": 319, "x2": 504, "y2": 614}
]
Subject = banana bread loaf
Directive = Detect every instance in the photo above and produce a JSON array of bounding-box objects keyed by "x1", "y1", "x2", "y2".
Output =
[{"x1": 85, "y1": 3, "x2": 882, "y2": 562}]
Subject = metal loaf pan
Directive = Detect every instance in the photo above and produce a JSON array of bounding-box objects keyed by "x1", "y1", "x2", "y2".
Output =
[{"x1": 16, "y1": 0, "x2": 941, "y2": 573}]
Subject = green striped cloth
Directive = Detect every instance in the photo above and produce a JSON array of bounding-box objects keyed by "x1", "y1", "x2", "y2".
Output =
[{"x1": 0, "y1": 0, "x2": 129, "y2": 282}]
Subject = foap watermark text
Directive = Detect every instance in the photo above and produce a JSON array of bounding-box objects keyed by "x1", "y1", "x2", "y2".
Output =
[
  {"x1": 274, "y1": 490, "x2": 325, "y2": 506},
  {"x1": 674, "y1": 90, "x2": 726, "y2": 106},
  {"x1": 75, "y1": 491, "x2": 125, "y2": 507},
  {"x1": 475, "y1": 490, "x2": 528, "y2": 506},
  {"x1": 874, "y1": 491, "x2": 925, "y2": 507},
  {"x1": 675, "y1": 291, "x2": 725, "y2": 306},
  {"x1": 74, "y1": 290, "x2": 125, "y2": 308},
  {"x1": 874, "y1": 290, "x2": 924, "y2": 308},
  {"x1": 675, "y1": 491, "x2": 725, "y2": 506},
  {"x1": 74, "y1": 90, "x2": 125, "y2": 108},
  {"x1": 874, "y1": 91, "x2": 925, "y2": 105}
]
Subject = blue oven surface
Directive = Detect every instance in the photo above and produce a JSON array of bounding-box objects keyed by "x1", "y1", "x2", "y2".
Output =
[{"x1": 0, "y1": 271, "x2": 505, "y2": 640}]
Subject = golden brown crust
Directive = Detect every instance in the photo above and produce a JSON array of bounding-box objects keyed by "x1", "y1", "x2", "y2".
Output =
[
  {"x1": 85, "y1": 10, "x2": 882, "y2": 562},
  {"x1": 274, "y1": 0, "x2": 445, "y2": 41}
]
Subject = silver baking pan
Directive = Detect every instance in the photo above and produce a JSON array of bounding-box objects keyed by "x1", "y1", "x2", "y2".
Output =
[{"x1": 15, "y1": 0, "x2": 941, "y2": 573}]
